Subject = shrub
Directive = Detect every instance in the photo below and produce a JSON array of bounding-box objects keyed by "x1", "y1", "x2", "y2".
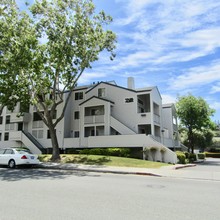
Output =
[
  {"x1": 184, "y1": 151, "x2": 189, "y2": 159},
  {"x1": 189, "y1": 153, "x2": 197, "y2": 162},
  {"x1": 205, "y1": 152, "x2": 220, "y2": 158},
  {"x1": 176, "y1": 151, "x2": 186, "y2": 164},
  {"x1": 79, "y1": 148, "x2": 131, "y2": 157},
  {"x1": 107, "y1": 148, "x2": 130, "y2": 157},
  {"x1": 198, "y1": 153, "x2": 205, "y2": 160}
]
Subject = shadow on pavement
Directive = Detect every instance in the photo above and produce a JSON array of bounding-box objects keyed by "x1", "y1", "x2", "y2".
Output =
[{"x1": 0, "y1": 166, "x2": 100, "y2": 182}]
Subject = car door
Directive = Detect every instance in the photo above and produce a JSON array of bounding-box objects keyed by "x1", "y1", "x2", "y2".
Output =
[
  {"x1": 1, "y1": 149, "x2": 14, "y2": 165},
  {"x1": 0, "y1": 149, "x2": 6, "y2": 165}
]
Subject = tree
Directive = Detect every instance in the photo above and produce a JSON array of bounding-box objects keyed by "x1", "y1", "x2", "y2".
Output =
[
  {"x1": 0, "y1": 0, "x2": 116, "y2": 161},
  {"x1": 176, "y1": 94, "x2": 215, "y2": 153},
  {"x1": 179, "y1": 126, "x2": 214, "y2": 152}
]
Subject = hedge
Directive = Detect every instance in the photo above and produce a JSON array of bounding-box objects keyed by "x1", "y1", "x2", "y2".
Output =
[
  {"x1": 79, "y1": 148, "x2": 131, "y2": 157},
  {"x1": 205, "y1": 152, "x2": 220, "y2": 158}
]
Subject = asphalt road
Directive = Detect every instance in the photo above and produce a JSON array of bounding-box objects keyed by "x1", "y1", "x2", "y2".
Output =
[{"x1": 0, "y1": 167, "x2": 219, "y2": 220}]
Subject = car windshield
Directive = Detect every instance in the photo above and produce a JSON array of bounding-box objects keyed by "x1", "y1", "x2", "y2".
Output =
[{"x1": 16, "y1": 149, "x2": 32, "y2": 154}]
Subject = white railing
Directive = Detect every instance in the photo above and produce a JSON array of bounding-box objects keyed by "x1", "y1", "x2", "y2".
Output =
[
  {"x1": 84, "y1": 115, "x2": 104, "y2": 124},
  {"x1": 10, "y1": 112, "x2": 31, "y2": 123},
  {"x1": 9, "y1": 131, "x2": 22, "y2": 141}
]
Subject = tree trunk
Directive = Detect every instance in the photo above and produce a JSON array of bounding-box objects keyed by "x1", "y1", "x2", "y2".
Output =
[
  {"x1": 49, "y1": 125, "x2": 61, "y2": 162},
  {"x1": 188, "y1": 127, "x2": 194, "y2": 154}
]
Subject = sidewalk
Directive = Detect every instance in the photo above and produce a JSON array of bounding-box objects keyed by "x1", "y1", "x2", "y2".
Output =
[{"x1": 37, "y1": 162, "x2": 220, "y2": 181}]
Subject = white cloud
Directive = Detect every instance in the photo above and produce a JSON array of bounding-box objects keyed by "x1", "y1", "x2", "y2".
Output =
[
  {"x1": 112, "y1": 0, "x2": 220, "y2": 68},
  {"x1": 211, "y1": 82, "x2": 220, "y2": 94},
  {"x1": 161, "y1": 94, "x2": 177, "y2": 104},
  {"x1": 168, "y1": 60, "x2": 220, "y2": 90},
  {"x1": 210, "y1": 101, "x2": 220, "y2": 110},
  {"x1": 78, "y1": 72, "x2": 108, "y2": 85}
]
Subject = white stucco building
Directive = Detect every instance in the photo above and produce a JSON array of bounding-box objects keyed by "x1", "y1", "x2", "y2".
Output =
[{"x1": 0, "y1": 78, "x2": 179, "y2": 163}]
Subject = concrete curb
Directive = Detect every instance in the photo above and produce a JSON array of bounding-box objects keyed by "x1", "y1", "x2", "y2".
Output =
[
  {"x1": 37, "y1": 162, "x2": 200, "y2": 177},
  {"x1": 174, "y1": 164, "x2": 196, "y2": 170},
  {"x1": 37, "y1": 163, "x2": 162, "y2": 177}
]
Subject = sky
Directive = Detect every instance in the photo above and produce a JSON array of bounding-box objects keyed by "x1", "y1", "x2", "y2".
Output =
[{"x1": 17, "y1": 0, "x2": 220, "y2": 122}]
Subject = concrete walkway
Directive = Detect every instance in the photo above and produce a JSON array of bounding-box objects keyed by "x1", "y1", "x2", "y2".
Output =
[{"x1": 38, "y1": 159, "x2": 220, "y2": 181}]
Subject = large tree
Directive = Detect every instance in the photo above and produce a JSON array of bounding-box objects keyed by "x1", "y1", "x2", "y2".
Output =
[
  {"x1": 0, "y1": 0, "x2": 116, "y2": 161},
  {"x1": 176, "y1": 94, "x2": 215, "y2": 153}
]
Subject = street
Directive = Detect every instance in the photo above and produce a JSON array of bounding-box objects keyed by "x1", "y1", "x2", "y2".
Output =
[{"x1": 0, "y1": 166, "x2": 220, "y2": 220}]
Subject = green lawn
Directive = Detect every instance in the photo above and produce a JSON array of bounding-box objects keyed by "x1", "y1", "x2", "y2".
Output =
[{"x1": 39, "y1": 154, "x2": 170, "y2": 169}]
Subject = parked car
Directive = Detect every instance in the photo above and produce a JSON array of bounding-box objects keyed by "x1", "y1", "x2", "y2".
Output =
[{"x1": 0, "y1": 148, "x2": 40, "y2": 168}]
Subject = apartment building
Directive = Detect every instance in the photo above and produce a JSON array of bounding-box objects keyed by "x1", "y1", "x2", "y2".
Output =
[{"x1": 0, "y1": 78, "x2": 179, "y2": 163}]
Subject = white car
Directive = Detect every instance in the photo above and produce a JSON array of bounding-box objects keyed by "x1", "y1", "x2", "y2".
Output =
[{"x1": 0, "y1": 148, "x2": 40, "y2": 168}]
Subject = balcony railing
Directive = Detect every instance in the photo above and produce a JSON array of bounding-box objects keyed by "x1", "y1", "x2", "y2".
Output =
[
  {"x1": 9, "y1": 131, "x2": 22, "y2": 141},
  {"x1": 84, "y1": 115, "x2": 104, "y2": 124},
  {"x1": 10, "y1": 112, "x2": 31, "y2": 123}
]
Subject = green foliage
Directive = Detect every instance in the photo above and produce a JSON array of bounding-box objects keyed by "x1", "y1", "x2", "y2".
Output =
[
  {"x1": 188, "y1": 153, "x2": 197, "y2": 162},
  {"x1": 205, "y1": 152, "x2": 220, "y2": 158},
  {"x1": 184, "y1": 151, "x2": 189, "y2": 159},
  {"x1": 176, "y1": 94, "x2": 215, "y2": 153},
  {"x1": 0, "y1": 0, "x2": 116, "y2": 161},
  {"x1": 79, "y1": 148, "x2": 131, "y2": 158},
  {"x1": 176, "y1": 151, "x2": 186, "y2": 164},
  {"x1": 198, "y1": 153, "x2": 205, "y2": 160}
]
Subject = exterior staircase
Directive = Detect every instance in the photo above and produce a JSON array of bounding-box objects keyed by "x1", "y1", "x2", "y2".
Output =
[{"x1": 22, "y1": 131, "x2": 46, "y2": 154}]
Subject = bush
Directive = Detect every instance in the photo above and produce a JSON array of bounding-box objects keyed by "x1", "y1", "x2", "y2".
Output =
[
  {"x1": 205, "y1": 152, "x2": 220, "y2": 158},
  {"x1": 189, "y1": 153, "x2": 197, "y2": 162},
  {"x1": 79, "y1": 148, "x2": 131, "y2": 158},
  {"x1": 176, "y1": 151, "x2": 186, "y2": 164},
  {"x1": 198, "y1": 153, "x2": 205, "y2": 159},
  {"x1": 184, "y1": 152, "x2": 189, "y2": 159}
]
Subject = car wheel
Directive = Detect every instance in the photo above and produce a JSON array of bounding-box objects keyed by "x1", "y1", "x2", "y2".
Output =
[{"x1": 8, "y1": 159, "x2": 16, "y2": 169}]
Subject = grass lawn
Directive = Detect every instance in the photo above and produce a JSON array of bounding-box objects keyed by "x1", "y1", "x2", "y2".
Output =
[{"x1": 39, "y1": 154, "x2": 170, "y2": 169}]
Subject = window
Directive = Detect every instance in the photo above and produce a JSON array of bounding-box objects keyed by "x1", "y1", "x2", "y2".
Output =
[
  {"x1": 0, "y1": 149, "x2": 5, "y2": 154},
  {"x1": 75, "y1": 92, "x2": 83, "y2": 100},
  {"x1": 138, "y1": 99, "x2": 143, "y2": 105},
  {"x1": 4, "y1": 132, "x2": 9, "y2": 141},
  {"x1": 5, "y1": 115, "x2": 10, "y2": 124},
  {"x1": 98, "y1": 88, "x2": 105, "y2": 97},
  {"x1": 91, "y1": 129, "x2": 95, "y2": 136},
  {"x1": 0, "y1": 116, "x2": 2, "y2": 124},
  {"x1": 4, "y1": 149, "x2": 14, "y2": 154},
  {"x1": 91, "y1": 109, "x2": 97, "y2": 116},
  {"x1": 32, "y1": 130, "x2": 44, "y2": 139},
  {"x1": 74, "y1": 111, "x2": 79, "y2": 119},
  {"x1": 74, "y1": 131, "x2": 80, "y2": 138},
  {"x1": 125, "y1": 98, "x2": 134, "y2": 103},
  {"x1": 33, "y1": 112, "x2": 43, "y2": 121}
]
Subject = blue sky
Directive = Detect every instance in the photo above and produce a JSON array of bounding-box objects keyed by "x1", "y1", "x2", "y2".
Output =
[{"x1": 17, "y1": 0, "x2": 220, "y2": 122}]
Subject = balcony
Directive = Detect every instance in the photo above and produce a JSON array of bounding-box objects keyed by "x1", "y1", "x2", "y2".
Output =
[
  {"x1": 84, "y1": 115, "x2": 105, "y2": 124},
  {"x1": 9, "y1": 131, "x2": 22, "y2": 141},
  {"x1": 10, "y1": 112, "x2": 31, "y2": 123},
  {"x1": 137, "y1": 112, "x2": 151, "y2": 124}
]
